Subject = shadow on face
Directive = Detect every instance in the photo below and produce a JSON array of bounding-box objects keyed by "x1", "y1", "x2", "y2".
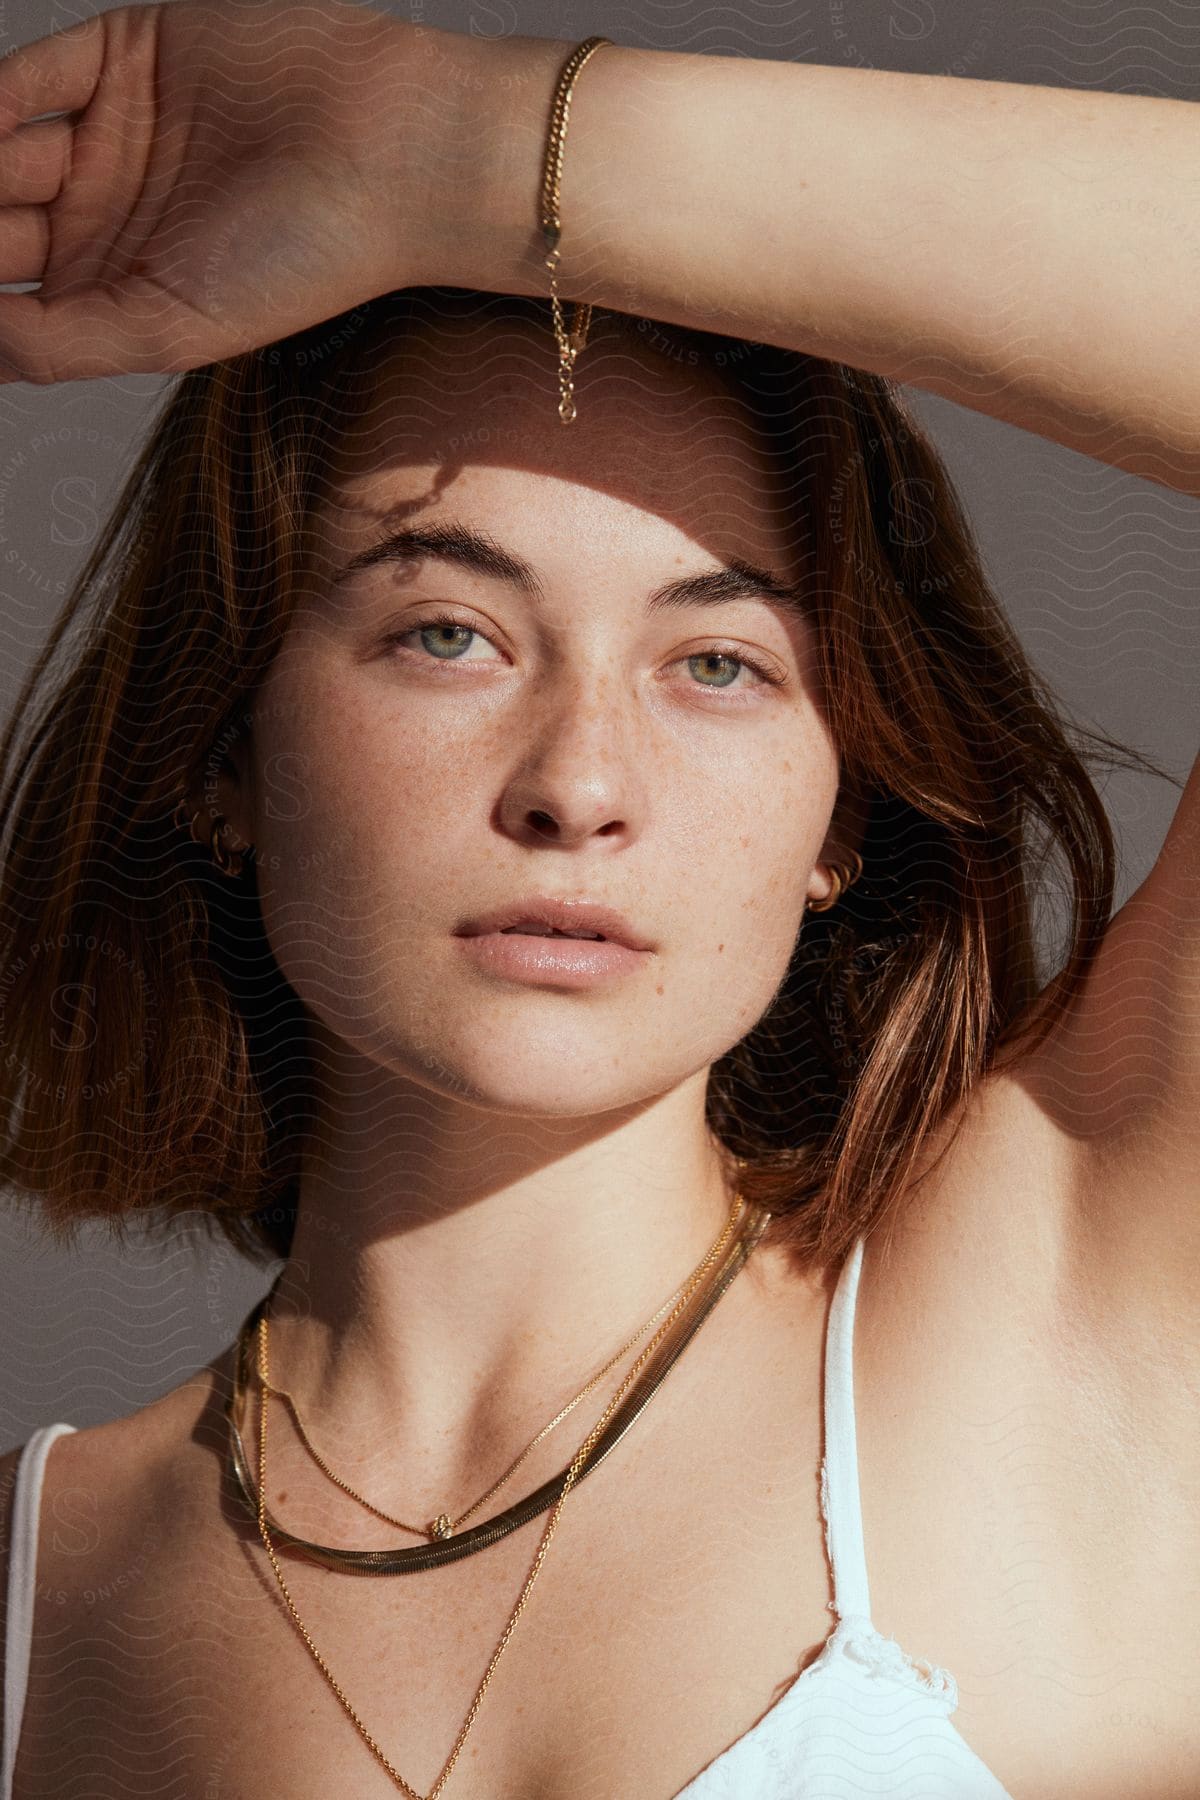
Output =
[{"x1": 230, "y1": 297, "x2": 844, "y2": 1133}]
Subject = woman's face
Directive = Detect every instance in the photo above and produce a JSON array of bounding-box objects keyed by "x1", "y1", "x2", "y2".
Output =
[{"x1": 233, "y1": 311, "x2": 841, "y2": 1116}]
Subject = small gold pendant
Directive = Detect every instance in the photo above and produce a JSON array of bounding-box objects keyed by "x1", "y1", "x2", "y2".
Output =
[{"x1": 429, "y1": 1514, "x2": 454, "y2": 1541}]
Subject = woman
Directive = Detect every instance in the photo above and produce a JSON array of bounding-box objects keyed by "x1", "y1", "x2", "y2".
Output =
[{"x1": 0, "y1": 6, "x2": 1196, "y2": 1796}]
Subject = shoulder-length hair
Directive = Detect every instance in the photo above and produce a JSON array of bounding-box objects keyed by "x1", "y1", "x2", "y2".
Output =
[{"x1": 0, "y1": 286, "x2": 1173, "y2": 1275}]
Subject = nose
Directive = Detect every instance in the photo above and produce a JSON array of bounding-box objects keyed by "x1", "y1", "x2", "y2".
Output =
[{"x1": 494, "y1": 679, "x2": 645, "y2": 849}]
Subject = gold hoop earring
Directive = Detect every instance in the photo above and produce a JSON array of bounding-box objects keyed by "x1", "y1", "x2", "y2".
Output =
[
  {"x1": 209, "y1": 814, "x2": 247, "y2": 879},
  {"x1": 173, "y1": 792, "x2": 252, "y2": 878},
  {"x1": 808, "y1": 849, "x2": 863, "y2": 913}
]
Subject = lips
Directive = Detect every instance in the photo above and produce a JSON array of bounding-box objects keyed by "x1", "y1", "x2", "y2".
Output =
[
  {"x1": 500, "y1": 923, "x2": 604, "y2": 940},
  {"x1": 455, "y1": 896, "x2": 654, "y2": 953}
]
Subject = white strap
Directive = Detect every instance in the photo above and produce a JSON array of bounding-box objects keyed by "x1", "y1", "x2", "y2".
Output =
[
  {"x1": 821, "y1": 1236, "x2": 872, "y2": 1621},
  {"x1": 3, "y1": 1424, "x2": 78, "y2": 1800}
]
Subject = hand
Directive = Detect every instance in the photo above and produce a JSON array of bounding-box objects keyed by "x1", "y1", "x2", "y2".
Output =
[{"x1": 0, "y1": 0, "x2": 456, "y2": 383}]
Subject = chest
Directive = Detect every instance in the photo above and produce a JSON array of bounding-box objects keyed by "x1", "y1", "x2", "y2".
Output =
[{"x1": 14, "y1": 1113, "x2": 1200, "y2": 1799}]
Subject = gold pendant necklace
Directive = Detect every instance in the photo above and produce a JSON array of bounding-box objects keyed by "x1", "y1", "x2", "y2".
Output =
[
  {"x1": 241, "y1": 1195, "x2": 771, "y2": 1796},
  {"x1": 251, "y1": 1237, "x2": 720, "y2": 1545},
  {"x1": 225, "y1": 1196, "x2": 771, "y2": 1572}
]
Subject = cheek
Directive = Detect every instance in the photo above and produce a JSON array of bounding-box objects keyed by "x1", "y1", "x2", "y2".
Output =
[
  {"x1": 249, "y1": 659, "x2": 461, "y2": 883},
  {"x1": 717, "y1": 753, "x2": 836, "y2": 951},
  {"x1": 661, "y1": 846, "x2": 808, "y2": 1068},
  {"x1": 694, "y1": 820, "x2": 813, "y2": 987}
]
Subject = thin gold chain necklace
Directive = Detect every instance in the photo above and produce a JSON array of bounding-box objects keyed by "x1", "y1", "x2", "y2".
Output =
[
  {"x1": 226, "y1": 1195, "x2": 771, "y2": 1574},
  {"x1": 253, "y1": 1246, "x2": 717, "y2": 1545},
  {"x1": 247, "y1": 1195, "x2": 770, "y2": 1796}
]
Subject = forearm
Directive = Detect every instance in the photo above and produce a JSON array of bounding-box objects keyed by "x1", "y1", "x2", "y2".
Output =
[{"x1": 409, "y1": 25, "x2": 1200, "y2": 494}]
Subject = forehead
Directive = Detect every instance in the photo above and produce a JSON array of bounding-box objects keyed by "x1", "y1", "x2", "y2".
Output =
[{"x1": 312, "y1": 310, "x2": 800, "y2": 573}]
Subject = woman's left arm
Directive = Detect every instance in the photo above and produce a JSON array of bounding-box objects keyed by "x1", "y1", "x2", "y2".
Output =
[
  {"x1": 439, "y1": 28, "x2": 1200, "y2": 499},
  {"x1": 2, "y1": 5, "x2": 1194, "y2": 497}
]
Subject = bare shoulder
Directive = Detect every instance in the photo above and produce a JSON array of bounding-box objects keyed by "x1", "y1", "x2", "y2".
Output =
[
  {"x1": 22, "y1": 1352, "x2": 236, "y2": 1625},
  {"x1": 3, "y1": 1361, "x2": 241, "y2": 1800}
]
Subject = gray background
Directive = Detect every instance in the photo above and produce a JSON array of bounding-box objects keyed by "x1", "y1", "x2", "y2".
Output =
[{"x1": 2, "y1": 0, "x2": 1198, "y2": 1452}]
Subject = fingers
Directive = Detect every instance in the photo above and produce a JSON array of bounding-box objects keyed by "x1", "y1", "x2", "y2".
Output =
[
  {"x1": 0, "y1": 120, "x2": 72, "y2": 205},
  {"x1": 0, "y1": 205, "x2": 48, "y2": 284},
  {"x1": 0, "y1": 15, "x2": 106, "y2": 134},
  {"x1": 0, "y1": 285, "x2": 231, "y2": 384},
  {"x1": 0, "y1": 115, "x2": 73, "y2": 284}
]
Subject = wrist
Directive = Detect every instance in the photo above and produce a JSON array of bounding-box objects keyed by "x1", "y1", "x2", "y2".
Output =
[{"x1": 370, "y1": 22, "x2": 586, "y2": 299}]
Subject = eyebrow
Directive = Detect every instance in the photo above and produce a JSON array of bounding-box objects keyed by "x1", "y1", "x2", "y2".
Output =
[{"x1": 331, "y1": 519, "x2": 809, "y2": 620}]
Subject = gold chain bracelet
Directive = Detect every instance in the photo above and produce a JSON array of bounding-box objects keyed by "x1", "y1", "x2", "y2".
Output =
[{"x1": 539, "y1": 36, "x2": 614, "y2": 424}]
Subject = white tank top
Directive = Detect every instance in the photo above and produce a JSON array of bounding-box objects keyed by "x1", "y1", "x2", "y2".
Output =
[{"x1": 4, "y1": 1239, "x2": 1016, "y2": 1797}]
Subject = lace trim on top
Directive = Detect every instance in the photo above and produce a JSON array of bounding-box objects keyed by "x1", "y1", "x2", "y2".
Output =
[
  {"x1": 832, "y1": 1614, "x2": 959, "y2": 1709},
  {"x1": 819, "y1": 1453, "x2": 958, "y2": 1713}
]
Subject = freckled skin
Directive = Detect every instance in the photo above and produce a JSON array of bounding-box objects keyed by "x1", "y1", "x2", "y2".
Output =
[
  {"x1": 217, "y1": 308, "x2": 844, "y2": 1124},
  {"x1": 189, "y1": 303, "x2": 858, "y2": 1486}
]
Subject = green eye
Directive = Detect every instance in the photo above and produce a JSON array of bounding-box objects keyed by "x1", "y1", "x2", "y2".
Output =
[
  {"x1": 382, "y1": 616, "x2": 784, "y2": 693},
  {"x1": 382, "y1": 612, "x2": 500, "y2": 662},
  {"x1": 688, "y1": 651, "x2": 746, "y2": 688},
  {"x1": 420, "y1": 623, "x2": 476, "y2": 659}
]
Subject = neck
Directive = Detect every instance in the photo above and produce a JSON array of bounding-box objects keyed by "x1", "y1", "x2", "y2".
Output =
[{"x1": 257, "y1": 1057, "x2": 749, "y2": 1531}]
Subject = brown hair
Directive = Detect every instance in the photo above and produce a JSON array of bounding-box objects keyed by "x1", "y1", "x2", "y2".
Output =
[{"x1": 0, "y1": 286, "x2": 1175, "y2": 1275}]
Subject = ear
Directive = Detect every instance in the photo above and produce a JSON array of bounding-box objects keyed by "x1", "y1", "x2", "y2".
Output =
[
  {"x1": 180, "y1": 714, "x2": 256, "y2": 855},
  {"x1": 806, "y1": 774, "x2": 871, "y2": 907}
]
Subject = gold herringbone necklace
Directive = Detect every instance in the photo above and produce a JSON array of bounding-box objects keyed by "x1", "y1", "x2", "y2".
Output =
[
  {"x1": 245, "y1": 1193, "x2": 771, "y2": 1796},
  {"x1": 256, "y1": 1249, "x2": 712, "y2": 1545}
]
